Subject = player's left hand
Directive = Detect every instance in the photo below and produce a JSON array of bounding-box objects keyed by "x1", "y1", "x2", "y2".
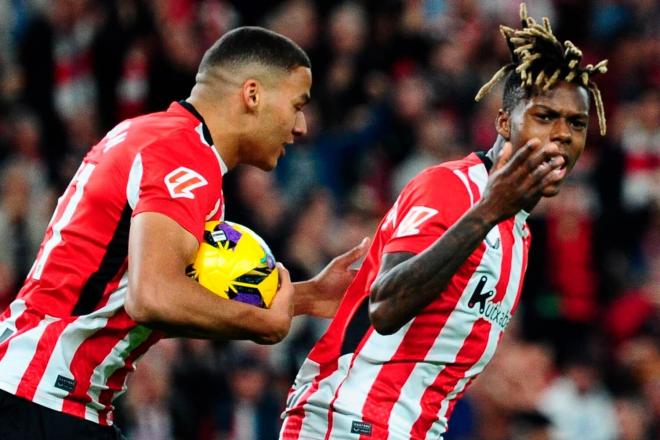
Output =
[{"x1": 308, "y1": 237, "x2": 370, "y2": 318}]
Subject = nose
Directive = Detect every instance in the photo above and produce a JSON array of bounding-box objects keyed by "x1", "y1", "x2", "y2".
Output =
[
  {"x1": 292, "y1": 112, "x2": 307, "y2": 137},
  {"x1": 550, "y1": 117, "x2": 571, "y2": 145}
]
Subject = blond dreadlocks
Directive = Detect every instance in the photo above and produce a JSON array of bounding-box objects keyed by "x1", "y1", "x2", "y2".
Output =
[{"x1": 475, "y1": 3, "x2": 608, "y2": 135}]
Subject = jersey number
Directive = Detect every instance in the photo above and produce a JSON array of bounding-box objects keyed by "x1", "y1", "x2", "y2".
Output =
[{"x1": 29, "y1": 163, "x2": 97, "y2": 280}]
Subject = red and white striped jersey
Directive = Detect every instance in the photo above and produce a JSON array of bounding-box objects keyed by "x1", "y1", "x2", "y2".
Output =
[
  {"x1": 281, "y1": 153, "x2": 532, "y2": 440},
  {"x1": 0, "y1": 102, "x2": 226, "y2": 426}
]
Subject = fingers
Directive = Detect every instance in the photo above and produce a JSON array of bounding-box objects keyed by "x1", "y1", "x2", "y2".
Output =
[
  {"x1": 528, "y1": 153, "x2": 564, "y2": 183},
  {"x1": 334, "y1": 237, "x2": 370, "y2": 268},
  {"x1": 526, "y1": 142, "x2": 562, "y2": 173},
  {"x1": 538, "y1": 160, "x2": 567, "y2": 188},
  {"x1": 504, "y1": 138, "x2": 542, "y2": 171},
  {"x1": 275, "y1": 262, "x2": 292, "y2": 291},
  {"x1": 259, "y1": 263, "x2": 293, "y2": 343},
  {"x1": 272, "y1": 263, "x2": 293, "y2": 309},
  {"x1": 492, "y1": 141, "x2": 513, "y2": 171},
  {"x1": 501, "y1": 140, "x2": 564, "y2": 184}
]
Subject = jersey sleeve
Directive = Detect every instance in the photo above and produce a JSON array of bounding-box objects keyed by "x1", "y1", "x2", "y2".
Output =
[
  {"x1": 130, "y1": 131, "x2": 221, "y2": 243},
  {"x1": 382, "y1": 167, "x2": 472, "y2": 255}
]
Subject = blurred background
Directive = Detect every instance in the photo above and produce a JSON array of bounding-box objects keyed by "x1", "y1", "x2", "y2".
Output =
[{"x1": 0, "y1": 0, "x2": 658, "y2": 439}]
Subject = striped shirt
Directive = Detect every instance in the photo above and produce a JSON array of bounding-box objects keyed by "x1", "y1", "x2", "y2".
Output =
[
  {"x1": 0, "y1": 102, "x2": 226, "y2": 426},
  {"x1": 281, "y1": 153, "x2": 531, "y2": 440}
]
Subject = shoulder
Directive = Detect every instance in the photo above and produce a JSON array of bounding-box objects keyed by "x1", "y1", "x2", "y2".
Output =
[
  {"x1": 395, "y1": 154, "x2": 485, "y2": 222},
  {"x1": 404, "y1": 154, "x2": 483, "y2": 197}
]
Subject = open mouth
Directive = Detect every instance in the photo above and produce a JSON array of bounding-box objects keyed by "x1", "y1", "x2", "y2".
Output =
[{"x1": 544, "y1": 154, "x2": 569, "y2": 170}]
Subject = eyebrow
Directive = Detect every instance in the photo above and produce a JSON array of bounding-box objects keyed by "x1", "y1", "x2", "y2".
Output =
[{"x1": 532, "y1": 104, "x2": 588, "y2": 119}]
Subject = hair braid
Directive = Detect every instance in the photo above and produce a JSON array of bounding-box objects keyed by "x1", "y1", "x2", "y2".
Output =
[{"x1": 475, "y1": 3, "x2": 608, "y2": 135}]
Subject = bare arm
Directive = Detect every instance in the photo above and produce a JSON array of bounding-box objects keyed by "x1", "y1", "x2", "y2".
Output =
[
  {"x1": 125, "y1": 212, "x2": 293, "y2": 344},
  {"x1": 369, "y1": 139, "x2": 565, "y2": 334}
]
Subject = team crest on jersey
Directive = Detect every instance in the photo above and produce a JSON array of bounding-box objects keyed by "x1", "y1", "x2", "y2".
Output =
[{"x1": 164, "y1": 167, "x2": 208, "y2": 199}]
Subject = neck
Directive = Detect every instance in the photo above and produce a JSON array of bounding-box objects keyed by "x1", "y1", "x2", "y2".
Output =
[
  {"x1": 186, "y1": 92, "x2": 241, "y2": 170},
  {"x1": 486, "y1": 135, "x2": 507, "y2": 169}
]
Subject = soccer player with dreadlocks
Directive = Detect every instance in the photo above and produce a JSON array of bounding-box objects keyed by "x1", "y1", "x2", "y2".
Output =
[{"x1": 281, "y1": 4, "x2": 608, "y2": 439}]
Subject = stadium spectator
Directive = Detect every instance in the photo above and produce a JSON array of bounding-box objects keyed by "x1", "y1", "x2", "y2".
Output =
[{"x1": 0, "y1": 0, "x2": 657, "y2": 438}]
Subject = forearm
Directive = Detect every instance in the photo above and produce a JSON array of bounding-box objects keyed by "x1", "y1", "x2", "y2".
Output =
[
  {"x1": 292, "y1": 280, "x2": 317, "y2": 316},
  {"x1": 370, "y1": 201, "x2": 498, "y2": 334},
  {"x1": 127, "y1": 276, "x2": 284, "y2": 343}
]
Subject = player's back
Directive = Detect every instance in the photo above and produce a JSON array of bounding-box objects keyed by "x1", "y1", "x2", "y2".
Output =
[
  {"x1": 16, "y1": 106, "x2": 200, "y2": 316},
  {"x1": 0, "y1": 102, "x2": 225, "y2": 426}
]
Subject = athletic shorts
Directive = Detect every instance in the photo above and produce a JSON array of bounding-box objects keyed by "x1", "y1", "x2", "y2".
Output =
[{"x1": 0, "y1": 389, "x2": 125, "y2": 440}]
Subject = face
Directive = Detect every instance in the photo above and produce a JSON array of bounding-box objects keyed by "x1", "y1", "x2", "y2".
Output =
[
  {"x1": 244, "y1": 66, "x2": 311, "y2": 171},
  {"x1": 497, "y1": 81, "x2": 590, "y2": 197}
]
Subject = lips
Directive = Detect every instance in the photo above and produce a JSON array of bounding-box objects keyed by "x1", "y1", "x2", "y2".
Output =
[
  {"x1": 544, "y1": 153, "x2": 569, "y2": 170},
  {"x1": 552, "y1": 166, "x2": 567, "y2": 181}
]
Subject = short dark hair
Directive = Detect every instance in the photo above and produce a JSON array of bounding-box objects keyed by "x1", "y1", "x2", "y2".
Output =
[
  {"x1": 475, "y1": 3, "x2": 608, "y2": 134},
  {"x1": 199, "y1": 26, "x2": 311, "y2": 73},
  {"x1": 502, "y1": 70, "x2": 531, "y2": 113}
]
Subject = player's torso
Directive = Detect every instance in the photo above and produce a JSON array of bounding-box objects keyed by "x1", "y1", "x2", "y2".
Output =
[{"x1": 283, "y1": 153, "x2": 531, "y2": 440}]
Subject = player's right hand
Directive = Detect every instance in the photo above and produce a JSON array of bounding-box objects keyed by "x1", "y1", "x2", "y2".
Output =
[
  {"x1": 255, "y1": 262, "x2": 294, "y2": 344},
  {"x1": 480, "y1": 138, "x2": 565, "y2": 223}
]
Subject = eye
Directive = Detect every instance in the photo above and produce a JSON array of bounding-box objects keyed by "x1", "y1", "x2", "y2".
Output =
[
  {"x1": 535, "y1": 113, "x2": 553, "y2": 121},
  {"x1": 569, "y1": 119, "x2": 587, "y2": 129}
]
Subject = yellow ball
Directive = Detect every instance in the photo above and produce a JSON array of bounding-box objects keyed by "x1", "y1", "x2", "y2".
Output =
[{"x1": 187, "y1": 221, "x2": 278, "y2": 308}]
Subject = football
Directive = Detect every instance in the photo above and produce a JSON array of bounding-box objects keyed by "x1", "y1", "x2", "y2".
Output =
[{"x1": 186, "y1": 221, "x2": 279, "y2": 308}]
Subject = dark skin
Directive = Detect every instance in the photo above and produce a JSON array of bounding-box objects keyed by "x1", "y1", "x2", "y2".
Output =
[{"x1": 369, "y1": 81, "x2": 589, "y2": 334}]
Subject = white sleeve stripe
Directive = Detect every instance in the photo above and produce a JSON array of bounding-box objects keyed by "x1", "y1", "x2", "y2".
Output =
[
  {"x1": 467, "y1": 164, "x2": 488, "y2": 197},
  {"x1": 452, "y1": 170, "x2": 474, "y2": 206},
  {"x1": 126, "y1": 153, "x2": 143, "y2": 209}
]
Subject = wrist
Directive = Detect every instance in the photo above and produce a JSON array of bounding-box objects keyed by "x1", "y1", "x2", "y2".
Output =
[
  {"x1": 292, "y1": 280, "x2": 316, "y2": 316},
  {"x1": 252, "y1": 304, "x2": 289, "y2": 344},
  {"x1": 470, "y1": 199, "x2": 502, "y2": 229}
]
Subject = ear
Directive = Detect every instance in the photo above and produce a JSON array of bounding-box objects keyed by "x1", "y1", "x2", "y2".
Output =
[
  {"x1": 242, "y1": 79, "x2": 260, "y2": 112},
  {"x1": 496, "y1": 109, "x2": 511, "y2": 140}
]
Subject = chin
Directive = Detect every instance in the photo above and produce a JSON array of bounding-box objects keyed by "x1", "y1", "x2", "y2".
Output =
[
  {"x1": 255, "y1": 159, "x2": 278, "y2": 171},
  {"x1": 541, "y1": 185, "x2": 562, "y2": 198}
]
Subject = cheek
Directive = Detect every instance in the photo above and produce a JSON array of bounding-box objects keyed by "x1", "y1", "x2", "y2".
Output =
[
  {"x1": 568, "y1": 142, "x2": 586, "y2": 167},
  {"x1": 513, "y1": 118, "x2": 550, "y2": 145}
]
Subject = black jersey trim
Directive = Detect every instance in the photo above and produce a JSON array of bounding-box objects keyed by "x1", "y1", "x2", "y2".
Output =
[
  {"x1": 72, "y1": 203, "x2": 132, "y2": 316},
  {"x1": 340, "y1": 296, "x2": 372, "y2": 356},
  {"x1": 178, "y1": 100, "x2": 215, "y2": 146},
  {"x1": 475, "y1": 150, "x2": 493, "y2": 172}
]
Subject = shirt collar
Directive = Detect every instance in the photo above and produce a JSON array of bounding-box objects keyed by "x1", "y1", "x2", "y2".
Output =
[{"x1": 177, "y1": 100, "x2": 215, "y2": 146}]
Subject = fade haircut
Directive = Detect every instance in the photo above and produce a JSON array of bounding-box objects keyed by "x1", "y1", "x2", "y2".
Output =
[
  {"x1": 198, "y1": 26, "x2": 311, "y2": 75},
  {"x1": 475, "y1": 3, "x2": 608, "y2": 135}
]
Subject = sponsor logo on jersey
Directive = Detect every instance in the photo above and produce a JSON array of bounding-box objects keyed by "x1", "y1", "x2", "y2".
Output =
[
  {"x1": 485, "y1": 236, "x2": 500, "y2": 249},
  {"x1": 164, "y1": 167, "x2": 208, "y2": 199},
  {"x1": 468, "y1": 275, "x2": 512, "y2": 330}
]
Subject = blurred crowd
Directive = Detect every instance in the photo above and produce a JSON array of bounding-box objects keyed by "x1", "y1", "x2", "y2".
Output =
[{"x1": 0, "y1": 0, "x2": 658, "y2": 439}]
